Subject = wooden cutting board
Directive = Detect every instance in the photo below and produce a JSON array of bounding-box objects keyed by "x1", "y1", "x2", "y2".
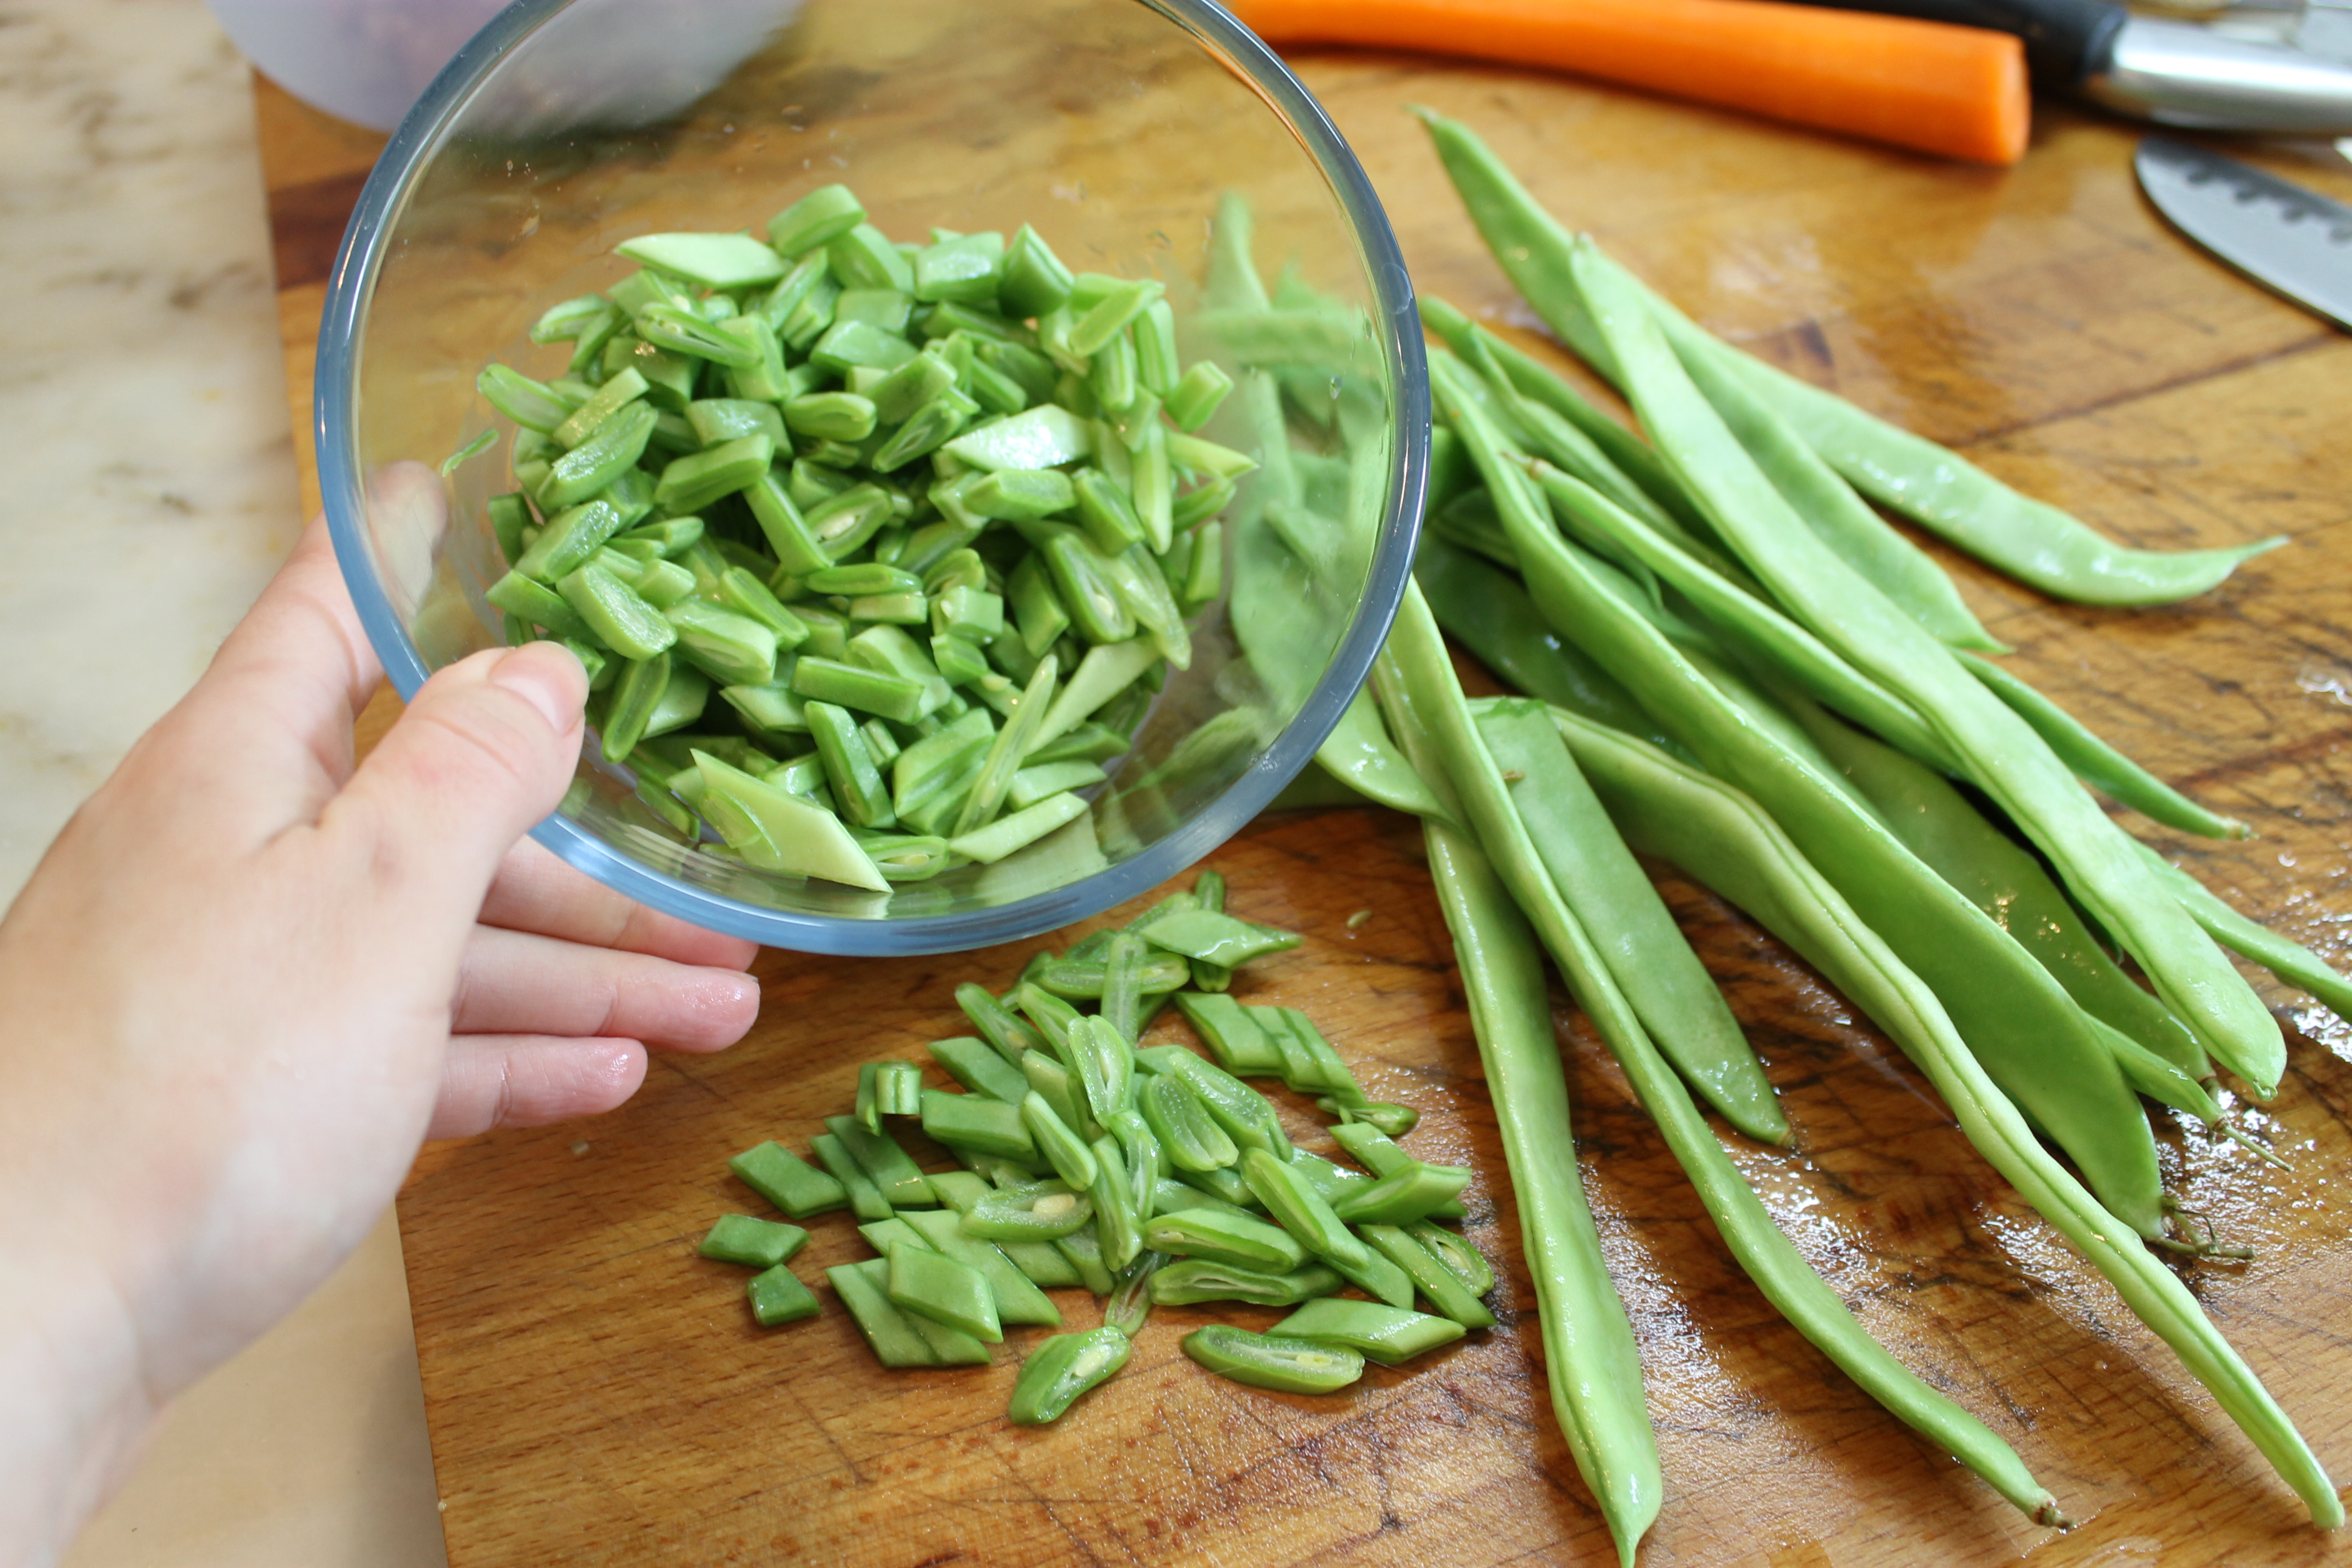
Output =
[{"x1": 254, "y1": 42, "x2": 2352, "y2": 1567}]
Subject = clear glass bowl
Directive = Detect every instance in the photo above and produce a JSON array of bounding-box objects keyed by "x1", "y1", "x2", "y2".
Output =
[{"x1": 318, "y1": 0, "x2": 1428, "y2": 955}]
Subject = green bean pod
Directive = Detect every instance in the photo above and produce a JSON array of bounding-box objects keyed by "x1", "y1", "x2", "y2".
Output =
[
  {"x1": 1407, "y1": 1221, "x2": 1495, "y2": 1297},
  {"x1": 1524, "y1": 455, "x2": 1958, "y2": 776},
  {"x1": 1020, "y1": 1092, "x2": 1099, "y2": 1190},
  {"x1": 956, "y1": 980, "x2": 1046, "y2": 1066},
  {"x1": 1418, "y1": 295, "x2": 1719, "y2": 551},
  {"x1": 1378, "y1": 584, "x2": 2066, "y2": 1527},
  {"x1": 1570, "y1": 242, "x2": 2283, "y2": 1098},
  {"x1": 1551, "y1": 703, "x2": 2336, "y2": 1526},
  {"x1": 1097, "y1": 931, "x2": 1149, "y2": 1045},
  {"x1": 1065, "y1": 1014, "x2": 1136, "y2": 1124},
  {"x1": 1778, "y1": 682, "x2": 2217, "y2": 1110},
  {"x1": 1315, "y1": 687, "x2": 1453, "y2": 821},
  {"x1": 1411, "y1": 106, "x2": 2283, "y2": 609},
  {"x1": 2133, "y1": 842, "x2": 2352, "y2": 1024},
  {"x1": 1961, "y1": 653, "x2": 2250, "y2": 840},
  {"x1": 1328, "y1": 1162, "x2": 1472, "y2": 1228},
  {"x1": 959, "y1": 1182, "x2": 1094, "y2": 1242},
  {"x1": 1474, "y1": 694, "x2": 1787, "y2": 1144},
  {"x1": 1415, "y1": 538, "x2": 1672, "y2": 756},
  {"x1": 1667, "y1": 342, "x2": 2010, "y2": 652},
  {"x1": 1437, "y1": 361, "x2": 2165, "y2": 1237}
]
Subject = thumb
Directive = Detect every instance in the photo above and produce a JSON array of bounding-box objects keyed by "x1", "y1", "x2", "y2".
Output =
[{"x1": 324, "y1": 640, "x2": 589, "y2": 935}]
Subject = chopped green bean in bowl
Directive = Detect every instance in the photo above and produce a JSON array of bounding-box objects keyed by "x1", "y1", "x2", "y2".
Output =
[{"x1": 317, "y1": 0, "x2": 1428, "y2": 954}]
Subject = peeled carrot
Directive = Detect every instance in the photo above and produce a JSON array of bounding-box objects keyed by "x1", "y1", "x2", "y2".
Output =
[{"x1": 1227, "y1": 0, "x2": 2030, "y2": 166}]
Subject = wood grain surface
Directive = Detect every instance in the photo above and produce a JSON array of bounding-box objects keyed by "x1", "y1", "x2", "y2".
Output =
[{"x1": 254, "y1": 36, "x2": 2352, "y2": 1568}]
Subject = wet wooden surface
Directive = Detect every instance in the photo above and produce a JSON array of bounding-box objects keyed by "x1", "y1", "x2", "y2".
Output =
[{"x1": 257, "y1": 34, "x2": 2352, "y2": 1568}]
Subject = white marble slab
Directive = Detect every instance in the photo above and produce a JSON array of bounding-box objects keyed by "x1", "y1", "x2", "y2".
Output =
[
  {"x1": 0, "y1": 3, "x2": 445, "y2": 1564},
  {"x1": 0, "y1": 0, "x2": 298, "y2": 899}
]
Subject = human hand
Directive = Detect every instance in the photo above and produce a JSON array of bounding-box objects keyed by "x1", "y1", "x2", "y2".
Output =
[{"x1": 0, "y1": 519, "x2": 761, "y2": 1565}]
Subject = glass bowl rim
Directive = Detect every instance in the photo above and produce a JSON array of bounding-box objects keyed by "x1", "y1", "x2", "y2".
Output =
[{"x1": 315, "y1": 0, "x2": 1431, "y2": 956}]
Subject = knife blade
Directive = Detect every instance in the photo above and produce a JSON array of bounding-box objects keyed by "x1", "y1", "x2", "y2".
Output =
[{"x1": 2135, "y1": 137, "x2": 2352, "y2": 331}]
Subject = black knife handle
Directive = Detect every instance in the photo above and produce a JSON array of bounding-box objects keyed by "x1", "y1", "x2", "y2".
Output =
[{"x1": 1791, "y1": 0, "x2": 2127, "y2": 88}]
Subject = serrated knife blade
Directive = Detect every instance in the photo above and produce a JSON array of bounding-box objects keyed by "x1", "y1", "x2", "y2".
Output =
[{"x1": 2135, "y1": 137, "x2": 2352, "y2": 332}]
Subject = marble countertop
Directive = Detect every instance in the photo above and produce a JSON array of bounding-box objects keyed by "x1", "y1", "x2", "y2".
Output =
[{"x1": 0, "y1": 1, "x2": 446, "y2": 1562}]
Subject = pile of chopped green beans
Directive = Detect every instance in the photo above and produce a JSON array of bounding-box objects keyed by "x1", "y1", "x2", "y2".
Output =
[
  {"x1": 1305, "y1": 110, "x2": 2352, "y2": 1559},
  {"x1": 465, "y1": 185, "x2": 1253, "y2": 890},
  {"x1": 698, "y1": 868, "x2": 1491, "y2": 1419}
]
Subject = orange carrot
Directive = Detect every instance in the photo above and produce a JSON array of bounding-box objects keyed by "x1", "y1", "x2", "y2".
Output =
[{"x1": 1227, "y1": 0, "x2": 2030, "y2": 166}]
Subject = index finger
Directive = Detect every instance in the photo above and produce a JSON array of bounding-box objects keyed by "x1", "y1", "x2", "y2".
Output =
[{"x1": 478, "y1": 836, "x2": 762, "y2": 970}]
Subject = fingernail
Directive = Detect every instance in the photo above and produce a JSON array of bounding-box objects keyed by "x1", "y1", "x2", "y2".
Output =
[{"x1": 490, "y1": 644, "x2": 583, "y2": 733}]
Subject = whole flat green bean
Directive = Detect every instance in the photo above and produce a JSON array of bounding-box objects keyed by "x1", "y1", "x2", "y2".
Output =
[
  {"x1": 2131, "y1": 841, "x2": 2352, "y2": 1024},
  {"x1": 1549, "y1": 704, "x2": 2334, "y2": 1526},
  {"x1": 1474, "y1": 695, "x2": 1787, "y2": 1145},
  {"x1": 1415, "y1": 540, "x2": 1671, "y2": 755},
  {"x1": 1430, "y1": 362, "x2": 2164, "y2": 1232},
  {"x1": 1960, "y1": 653, "x2": 2249, "y2": 840},
  {"x1": 1778, "y1": 681, "x2": 2215, "y2": 1106},
  {"x1": 1438, "y1": 369, "x2": 2165, "y2": 1237},
  {"x1": 1570, "y1": 241, "x2": 2284, "y2": 1099},
  {"x1": 1412, "y1": 107, "x2": 2283, "y2": 609},
  {"x1": 1669, "y1": 337, "x2": 2006, "y2": 651},
  {"x1": 1424, "y1": 312, "x2": 1691, "y2": 547},
  {"x1": 1376, "y1": 584, "x2": 2064, "y2": 1526},
  {"x1": 1417, "y1": 295, "x2": 1717, "y2": 547},
  {"x1": 1524, "y1": 455, "x2": 1958, "y2": 777},
  {"x1": 1693, "y1": 316, "x2": 2285, "y2": 608},
  {"x1": 1316, "y1": 688, "x2": 1453, "y2": 821}
]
